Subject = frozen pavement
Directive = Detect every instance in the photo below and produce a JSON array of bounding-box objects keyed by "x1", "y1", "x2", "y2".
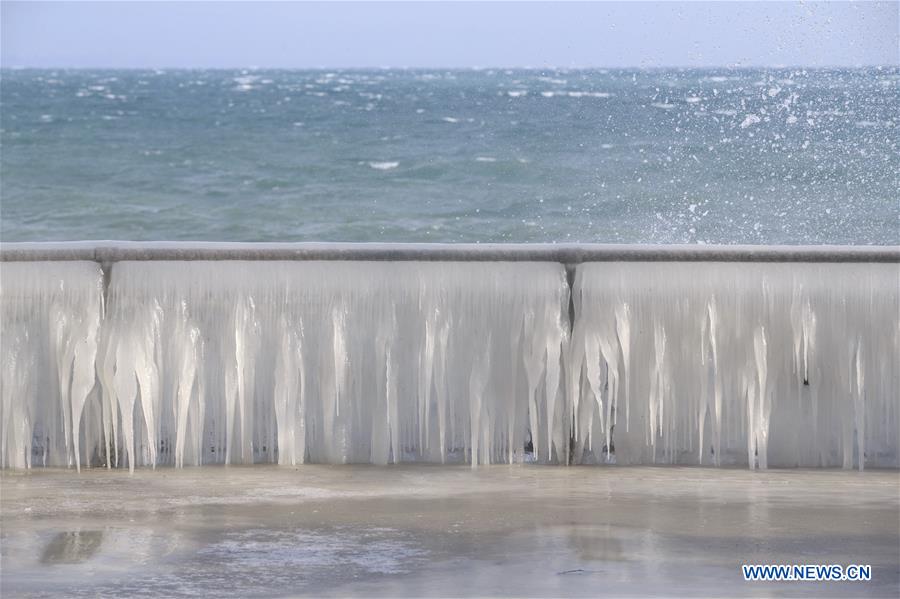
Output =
[{"x1": 1, "y1": 465, "x2": 898, "y2": 597}]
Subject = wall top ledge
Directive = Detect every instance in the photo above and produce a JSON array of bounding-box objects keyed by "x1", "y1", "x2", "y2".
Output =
[{"x1": 1, "y1": 241, "x2": 899, "y2": 263}]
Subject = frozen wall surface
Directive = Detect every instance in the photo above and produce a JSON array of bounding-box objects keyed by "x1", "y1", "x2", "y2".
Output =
[
  {"x1": 0, "y1": 262, "x2": 104, "y2": 470},
  {"x1": 570, "y1": 263, "x2": 899, "y2": 469},
  {"x1": 3, "y1": 261, "x2": 570, "y2": 470},
  {"x1": 1, "y1": 258, "x2": 897, "y2": 470}
]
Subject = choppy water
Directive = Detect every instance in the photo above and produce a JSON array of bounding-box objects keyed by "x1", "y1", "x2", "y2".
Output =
[{"x1": 1, "y1": 68, "x2": 897, "y2": 244}]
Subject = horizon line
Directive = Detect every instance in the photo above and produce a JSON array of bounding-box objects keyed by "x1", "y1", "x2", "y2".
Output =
[{"x1": 2, "y1": 64, "x2": 897, "y2": 71}]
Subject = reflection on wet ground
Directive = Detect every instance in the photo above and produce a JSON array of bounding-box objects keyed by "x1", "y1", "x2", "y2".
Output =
[
  {"x1": 565, "y1": 525, "x2": 625, "y2": 562},
  {"x1": 40, "y1": 531, "x2": 103, "y2": 565},
  {"x1": 1, "y1": 465, "x2": 898, "y2": 597}
]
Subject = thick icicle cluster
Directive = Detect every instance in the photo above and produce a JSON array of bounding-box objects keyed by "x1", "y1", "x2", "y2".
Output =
[
  {"x1": 2, "y1": 261, "x2": 569, "y2": 470},
  {"x1": 571, "y1": 263, "x2": 899, "y2": 469},
  {"x1": 1, "y1": 262, "x2": 103, "y2": 470},
  {"x1": 1, "y1": 259, "x2": 897, "y2": 471}
]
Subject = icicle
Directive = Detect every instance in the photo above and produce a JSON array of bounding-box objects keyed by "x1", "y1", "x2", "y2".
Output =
[
  {"x1": 614, "y1": 303, "x2": 631, "y2": 432},
  {"x1": 572, "y1": 262, "x2": 898, "y2": 469},
  {"x1": 1, "y1": 263, "x2": 103, "y2": 469},
  {"x1": 853, "y1": 338, "x2": 865, "y2": 472},
  {"x1": 752, "y1": 325, "x2": 770, "y2": 470},
  {"x1": 95, "y1": 260, "x2": 566, "y2": 467},
  {"x1": 1, "y1": 259, "x2": 895, "y2": 471}
]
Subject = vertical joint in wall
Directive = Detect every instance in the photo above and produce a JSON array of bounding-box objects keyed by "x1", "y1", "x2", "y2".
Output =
[
  {"x1": 564, "y1": 263, "x2": 576, "y2": 334},
  {"x1": 564, "y1": 262, "x2": 577, "y2": 465}
]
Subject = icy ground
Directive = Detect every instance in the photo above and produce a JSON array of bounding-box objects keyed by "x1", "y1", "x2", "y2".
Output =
[{"x1": 1, "y1": 465, "x2": 898, "y2": 597}]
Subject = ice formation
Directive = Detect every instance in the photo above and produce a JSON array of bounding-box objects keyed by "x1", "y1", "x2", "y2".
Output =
[
  {"x1": 2, "y1": 261, "x2": 569, "y2": 470},
  {"x1": 1, "y1": 259, "x2": 897, "y2": 470},
  {"x1": 570, "y1": 263, "x2": 899, "y2": 469},
  {"x1": 0, "y1": 262, "x2": 103, "y2": 470}
]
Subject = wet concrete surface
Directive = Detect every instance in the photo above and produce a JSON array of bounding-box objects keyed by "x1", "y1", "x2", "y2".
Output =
[{"x1": 1, "y1": 465, "x2": 897, "y2": 597}]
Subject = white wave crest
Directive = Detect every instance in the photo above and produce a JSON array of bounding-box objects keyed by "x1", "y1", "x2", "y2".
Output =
[{"x1": 368, "y1": 161, "x2": 399, "y2": 171}]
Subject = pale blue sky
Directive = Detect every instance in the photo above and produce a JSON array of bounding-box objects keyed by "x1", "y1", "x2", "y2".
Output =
[{"x1": 2, "y1": 1, "x2": 898, "y2": 69}]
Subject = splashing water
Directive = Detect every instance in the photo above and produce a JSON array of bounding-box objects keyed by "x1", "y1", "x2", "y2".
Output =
[
  {"x1": 0, "y1": 260, "x2": 896, "y2": 470},
  {"x1": 2, "y1": 69, "x2": 898, "y2": 245}
]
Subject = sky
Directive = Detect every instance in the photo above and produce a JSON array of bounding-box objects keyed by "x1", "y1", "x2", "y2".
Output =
[{"x1": 2, "y1": 1, "x2": 898, "y2": 69}]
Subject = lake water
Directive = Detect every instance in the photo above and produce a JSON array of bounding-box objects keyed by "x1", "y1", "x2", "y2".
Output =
[{"x1": 1, "y1": 68, "x2": 897, "y2": 244}]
